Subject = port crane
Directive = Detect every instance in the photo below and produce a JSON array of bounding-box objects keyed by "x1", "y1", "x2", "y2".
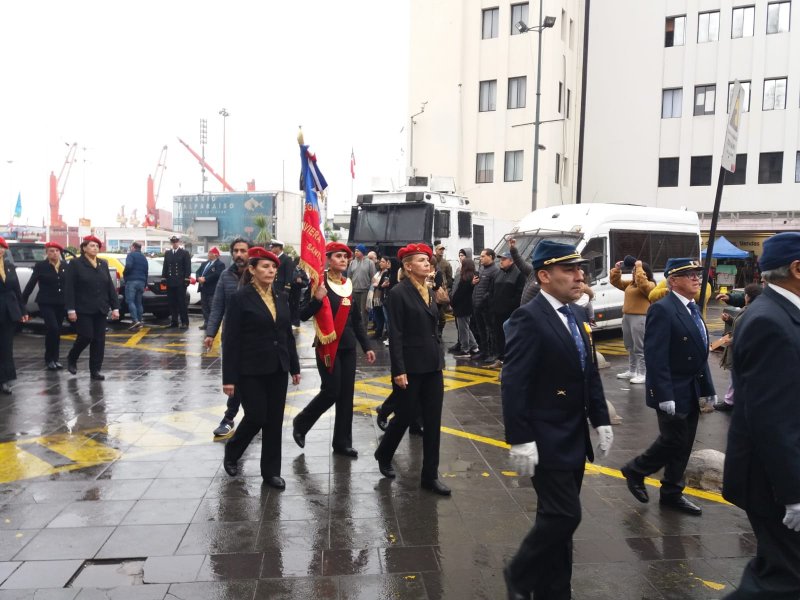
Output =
[
  {"x1": 49, "y1": 142, "x2": 77, "y2": 228},
  {"x1": 177, "y1": 137, "x2": 235, "y2": 192},
  {"x1": 146, "y1": 145, "x2": 168, "y2": 226}
]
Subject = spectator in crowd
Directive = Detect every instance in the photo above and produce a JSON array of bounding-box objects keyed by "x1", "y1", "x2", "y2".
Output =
[
  {"x1": 451, "y1": 254, "x2": 479, "y2": 359},
  {"x1": 448, "y1": 248, "x2": 474, "y2": 352},
  {"x1": 369, "y1": 256, "x2": 389, "y2": 341},
  {"x1": 508, "y1": 238, "x2": 541, "y2": 305},
  {"x1": 122, "y1": 241, "x2": 148, "y2": 331},
  {"x1": 346, "y1": 244, "x2": 375, "y2": 329},
  {"x1": 611, "y1": 256, "x2": 656, "y2": 384},
  {"x1": 716, "y1": 282, "x2": 762, "y2": 411},
  {"x1": 196, "y1": 247, "x2": 225, "y2": 330},
  {"x1": 434, "y1": 245, "x2": 453, "y2": 334},
  {"x1": 22, "y1": 241, "x2": 65, "y2": 369},
  {"x1": 0, "y1": 237, "x2": 30, "y2": 393},
  {"x1": 489, "y1": 251, "x2": 525, "y2": 368},
  {"x1": 471, "y1": 248, "x2": 498, "y2": 363}
]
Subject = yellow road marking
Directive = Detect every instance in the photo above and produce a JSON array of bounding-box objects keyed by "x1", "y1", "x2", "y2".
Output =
[{"x1": 123, "y1": 327, "x2": 151, "y2": 347}]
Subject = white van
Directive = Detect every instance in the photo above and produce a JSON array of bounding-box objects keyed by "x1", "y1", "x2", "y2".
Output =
[{"x1": 494, "y1": 203, "x2": 701, "y2": 329}]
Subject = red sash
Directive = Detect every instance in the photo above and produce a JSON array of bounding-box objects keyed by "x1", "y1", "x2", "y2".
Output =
[{"x1": 317, "y1": 293, "x2": 352, "y2": 373}]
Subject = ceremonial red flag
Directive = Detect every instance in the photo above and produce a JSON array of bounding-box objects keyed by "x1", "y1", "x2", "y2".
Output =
[{"x1": 350, "y1": 148, "x2": 356, "y2": 179}]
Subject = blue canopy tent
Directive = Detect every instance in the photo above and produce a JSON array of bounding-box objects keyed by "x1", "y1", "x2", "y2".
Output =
[{"x1": 701, "y1": 236, "x2": 749, "y2": 259}]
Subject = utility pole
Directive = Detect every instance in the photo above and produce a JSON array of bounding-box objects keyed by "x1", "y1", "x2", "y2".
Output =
[
  {"x1": 218, "y1": 108, "x2": 229, "y2": 190},
  {"x1": 199, "y1": 119, "x2": 208, "y2": 193}
]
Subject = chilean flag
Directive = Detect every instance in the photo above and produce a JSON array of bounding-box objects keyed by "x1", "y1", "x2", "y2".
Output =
[{"x1": 350, "y1": 148, "x2": 356, "y2": 179}]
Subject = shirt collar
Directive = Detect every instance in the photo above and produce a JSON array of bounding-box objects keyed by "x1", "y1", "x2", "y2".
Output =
[
  {"x1": 671, "y1": 290, "x2": 693, "y2": 308},
  {"x1": 769, "y1": 283, "x2": 800, "y2": 313},
  {"x1": 540, "y1": 289, "x2": 566, "y2": 312}
]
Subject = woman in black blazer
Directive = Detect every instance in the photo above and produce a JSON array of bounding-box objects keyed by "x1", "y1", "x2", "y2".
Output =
[
  {"x1": 64, "y1": 235, "x2": 120, "y2": 380},
  {"x1": 0, "y1": 237, "x2": 30, "y2": 394},
  {"x1": 222, "y1": 247, "x2": 301, "y2": 489},
  {"x1": 22, "y1": 242, "x2": 67, "y2": 370},
  {"x1": 374, "y1": 243, "x2": 450, "y2": 496}
]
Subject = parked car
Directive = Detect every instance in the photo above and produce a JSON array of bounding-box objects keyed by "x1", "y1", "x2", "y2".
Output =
[
  {"x1": 119, "y1": 258, "x2": 187, "y2": 321},
  {"x1": 188, "y1": 254, "x2": 232, "y2": 308},
  {"x1": 97, "y1": 253, "x2": 126, "y2": 279}
]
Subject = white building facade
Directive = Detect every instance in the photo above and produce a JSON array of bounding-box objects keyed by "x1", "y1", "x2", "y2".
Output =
[{"x1": 409, "y1": 0, "x2": 586, "y2": 221}]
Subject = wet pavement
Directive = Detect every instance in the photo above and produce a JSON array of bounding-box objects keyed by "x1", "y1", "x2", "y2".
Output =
[{"x1": 0, "y1": 305, "x2": 751, "y2": 599}]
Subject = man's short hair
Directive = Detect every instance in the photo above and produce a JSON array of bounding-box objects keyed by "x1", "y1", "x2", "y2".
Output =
[
  {"x1": 131, "y1": 242, "x2": 142, "y2": 250},
  {"x1": 481, "y1": 248, "x2": 496, "y2": 260},
  {"x1": 230, "y1": 237, "x2": 252, "y2": 251}
]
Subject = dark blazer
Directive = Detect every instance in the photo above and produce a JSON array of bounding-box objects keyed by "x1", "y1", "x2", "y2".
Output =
[
  {"x1": 491, "y1": 264, "x2": 525, "y2": 316},
  {"x1": 299, "y1": 275, "x2": 371, "y2": 354},
  {"x1": 161, "y1": 247, "x2": 191, "y2": 287},
  {"x1": 222, "y1": 284, "x2": 300, "y2": 385},
  {"x1": 275, "y1": 254, "x2": 295, "y2": 293},
  {"x1": 64, "y1": 256, "x2": 120, "y2": 315},
  {"x1": 723, "y1": 287, "x2": 800, "y2": 516},
  {"x1": 22, "y1": 260, "x2": 66, "y2": 306},
  {"x1": 501, "y1": 292, "x2": 610, "y2": 470},
  {"x1": 0, "y1": 262, "x2": 26, "y2": 322},
  {"x1": 196, "y1": 259, "x2": 225, "y2": 296},
  {"x1": 387, "y1": 277, "x2": 444, "y2": 377},
  {"x1": 449, "y1": 276, "x2": 474, "y2": 318},
  {"x1": 644, "y1": 291, "x2": 715, "y2": 414}
]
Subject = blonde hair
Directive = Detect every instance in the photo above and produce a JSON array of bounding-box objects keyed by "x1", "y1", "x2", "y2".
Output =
[{"x1": 397, "y1": 255, "x2": 415, "y2": 280}]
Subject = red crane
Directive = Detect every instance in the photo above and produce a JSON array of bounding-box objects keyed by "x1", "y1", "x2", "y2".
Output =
[
  {"x1": 146, "y1": 145, "x2": 168, "y2": 226},
  {"x1": 49, "y1": 142, "x2": 77, "y2": 228},
  {"x1": 177, "y1": 137, "x2": 235, "y2": 192}
]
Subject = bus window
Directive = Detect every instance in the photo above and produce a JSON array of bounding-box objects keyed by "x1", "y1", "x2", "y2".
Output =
[
  {"x1": 458, "y1": 211, "x2": 472, "y2": 237},
  {"x1": 472, "y1": 225, "x2": 485, "y2": 255},
  {"x1": 434, "y1": 209, "x2": 451, "y2": 239},
  {"x1": 581, "y1": 237, "x2": 607, "y2": 282}
]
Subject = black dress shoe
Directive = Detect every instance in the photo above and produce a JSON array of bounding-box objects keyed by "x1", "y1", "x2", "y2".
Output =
[
  {"x1": 374, "y1": 453, "x2": 396, "y2": 479},
  {"x1": 54, "y1": 362, "x2": 64, "y2": 370},
  {"x1": 713, "y1": 401, "x2": 733, "y2": 412},
  {"x1": 421, "y1": 479, "x2": 451, "y2": 496},
  {"x1": 660, "y1": 495, "x2": 702, "y2": 515},
  {"x1": 264, "y1": 476, "x2": 285, "y2": 490},
  {"x1": 376, "y1": 412, "x2": 389, "y2": 431},
  {"x1": 503, "y1": 568, "x2": 530, "y2": 600},
  {"x1": 0, "y1": 383, "x2": 11, "y2": 395},
  {"x1": 223, "y1": 458, "x2": 238, "y2": 476},
  {"x1": 67, "y1": 360, "x2": 77, "y2": 375},
  {"x1": 292, "y1": 427, "x2": 305, "y2": 449},
  {"x1": 46, "y1": 361, "x2": 59, "y2": 370},
  {"x1": 90, "y1": 372, "x2": 105, "y2": 381},
  {"x1": 621, "y1": 466, "x2": 649, "y2": 503},
  {"x1": 333, "y1": 447, "x2": 358, "y2": 458}
]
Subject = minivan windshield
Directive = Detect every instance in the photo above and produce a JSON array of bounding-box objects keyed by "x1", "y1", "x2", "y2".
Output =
[{"x1": 494, "y1": 230, "x2": 583, "y2": 262}]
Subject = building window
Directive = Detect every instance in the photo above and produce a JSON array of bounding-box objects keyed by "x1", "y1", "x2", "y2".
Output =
[
  {"x1": 758, "y1": 152, "x2": 783, "y2": 184},
  {"x1": 665, "y1": 15, "x2": 686, "y2": 47},
  {"x1": 555, "y1": 153, "x2": 561, "y2": 184},
  {"x1": 763, "y1": 78, "x2": 787, "y2": 110},
  {"x1": 694, "y1": 84, "x2": 716, "y2": 116},
  {"x1": 728, "y1": 81, "x2": 751, "y2": 112},
  {"x1": 558, "y1": 82, "x2": 563, "y2": 113},
  {"x1": 505, "y1": 150, "x2": 524, "y2": 182},
  {"x1": 727, "y1": 155, "x2": 748, "y2": 185},
  {"x1": 479, "y1": 80, "x2": 497, "y2": 112},
  {"x1": 658, "y1": 157, "x2": 680, "y2": 187},
  {"x1": 690, "y1": 156, "x2": 713, "y2": 186},
  {"x1": 767, "y1": 1, "x2": 791, "y2": 33},
  {"x1": 562, "y1": 157, "x2": 569, "y2": 184},
  {"x1": 476, "y1": 153, "x2": 494, "y2": 183},
  {"x1": 662, "y1": 88, "x2": 683, "y2": 118},
  {"x1": 732, "y1": 6, "x2": 755, "y2": 38},
  {"x1": 508, "y1": 76, "x2": 527, "y2": 109},
  {"x1": 698, "y1": 11, "x2": 720, "y2": 42},
  {"x1": 795, "y1": 152, "x2": 800, "y2": 183},
  {"x1": 561, "y1": 9, "x2": 567, "y2": 40},
  {"x1": 510, "y1": 3, "x2": 529, "y2": 34},
  {"x1": 566, "y1": 89, "x2": 571, "y2": 118},
  {"x1": 569, "y1": 19, "x2": 575, "y2": 48},
  {"x1": 482, "y1": 7, "x2": 499, "y2": 39}
]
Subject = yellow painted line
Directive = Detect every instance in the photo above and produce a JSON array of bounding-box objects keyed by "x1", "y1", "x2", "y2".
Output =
[
  {"x1": 36, "y1": 434, "x2": 121, "y2": 464},
  {"x1": 440, "y1": 425, "x2": 510, "y2": 449},
  {"x1": 123, "y1": 327, "x2": 151, "y2": 347},
  {"x1": 452, "y1": 365, "x2": 500, "y2": 377},
  {"x1": 0, "y1": 441, "x2": 58, "y2": 482},
  {"x1": 354, "y1": 383, "x2": 394, "y2": 397}
]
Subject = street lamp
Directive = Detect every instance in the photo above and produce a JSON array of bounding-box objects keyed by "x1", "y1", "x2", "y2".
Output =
[
  {"x1": 516, "y1": 13, "x2": 556, "y2": 211},
  {"x1": 218, "y1": 108, "x2": 229, "y2": 189}
]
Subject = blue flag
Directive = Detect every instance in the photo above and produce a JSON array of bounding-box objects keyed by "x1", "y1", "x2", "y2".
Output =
[{"x1": 13, "y1": 193, "x2": 21, "y2": 218}]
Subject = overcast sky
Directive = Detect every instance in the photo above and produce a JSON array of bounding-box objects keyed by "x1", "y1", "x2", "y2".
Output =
[{"x1": 0, "y1": 1, "x2": 409, "y2": 229}]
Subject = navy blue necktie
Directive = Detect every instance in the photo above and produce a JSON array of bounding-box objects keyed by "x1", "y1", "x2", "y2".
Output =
[
  {"x1": 558, "y1": 306, "x2": 587, "y2": 368},
  {"x1": 688, "y1": 301, "x2": 707, "y2": 346},
  {"x1": 202, "y1": 260, "x2": 214, "y2": 276}
]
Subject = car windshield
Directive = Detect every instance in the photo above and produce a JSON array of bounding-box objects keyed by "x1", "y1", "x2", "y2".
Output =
[
  {"x1": 494, "y1": 230, "x2": 583, "y2": 262},
  {"x1": 9, "y1": 245, "x2": 46, "y2": 263}
]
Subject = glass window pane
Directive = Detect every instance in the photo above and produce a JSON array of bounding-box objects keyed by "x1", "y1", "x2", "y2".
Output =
[
  {"x1": 763, "y1": 80, "x2": 776, "y2": 110},
  {"x1": 675, "y1": 16, "x2": 686, "y2": 45},
  {"x1": 705, "y1": 87, "x2": 716, "y2": 112},
  {"x1": 767, "y1": 3, "x2": 780, "y2": 33},
  {"x1": 795, "y1": 151, "x2": 800, "y2": 183},
  {"x1": 779, "y1": 2, "x2": 790, "y2": 32},
  {"x1": 744, "y1": 7, "x2": 755, "y2": 35},
  {"x1": 709, "y1": 12, "x2": 720, "y2": 40},
  {"x1": 699, "y1": 13, "x2": 709, "y2": 42},
  {"x1": 775, "y1": 79, "x2": 787, "y2": 109},
  {"x1": 732, "y1": 8, "x2": 744, "y2": 38}
]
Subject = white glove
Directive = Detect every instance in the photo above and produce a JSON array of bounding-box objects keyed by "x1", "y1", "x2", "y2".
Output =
[
  {"x1": 783, "y1": 503, "x2": 800, "y2": 532},
  {"x1": 659, "y1": 401, "x2": 676, "y2": 416},
  {"x1": 509, "y1": 442, "x2": 538, "y2": 476},
  {"x1": 595, "y1": 425, "x2": 614, "y2": 457}
]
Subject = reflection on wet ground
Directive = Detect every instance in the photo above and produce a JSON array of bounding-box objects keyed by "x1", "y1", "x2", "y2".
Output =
[{"x1": 0, "y1": 308, "x2": 749, "y2": 598}]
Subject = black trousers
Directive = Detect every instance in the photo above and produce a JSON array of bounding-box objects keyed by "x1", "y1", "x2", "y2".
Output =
[
  {"x1": 68, "y1": 312, "x2": 107, "y2": 374},
  {"x1": 288, "y1": 288, "x2": 302, "y2": 327},
  {"x1": 473, "y1": 310, "x2": 495, "y2": 357},
  {"x1": 491, "y1": 310, "x2": 513, "y2": 361},
  {"x1": 0, "y1": 316, "x2": 17, "y2": 383},
  {"x1": 200, "y1": 292, "x2": 214, "y2": 325},
  {"x1": 375, "y1": 370, "x2": 444, "y2": 481},
  {"x1": 39, "y1": 303, "x2": 65, "y2": 364},
  {"x1": 627, "y1": 407, "x2": 700, "y2": 498},
  {"x1": 294, "y1": 348, "x2": 357, "y2": 450},
  {"x1": 377, "y1": 387, "x2": 423, "y2": 430},
  {"x1": 224, "y1": 373, "x2": 288, "y2": 478},
  {"x1": 508, "y1": 467, "x2": 584, "y2": 600},
  {"x1": 223, "y1": 389, "x2": 241, "y2": 422},
  {"x1": 724, "y1": 510, "x2": 800, "y2": 599},
  {"x1": 167, "y1": 285, "x2": 188, "y2": 325}
]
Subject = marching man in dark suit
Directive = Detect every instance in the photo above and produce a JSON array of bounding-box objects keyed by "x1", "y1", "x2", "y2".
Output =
[
  {"x1": 293, "y1": 242, "x2": 375, "y2": 457},
  {"x1": 0, "y1": 237, "x2": 30, "y2": 394},
  {"x1": 622, "y1": 258, "x2": 716, "y2": 516},
  {"x1": 196, "y1": 247, "x2": 225, "y2": 329},
  {"x1": 501, "y1": 240, "x2": 612, "y2": 600},
  {"x1": 722, "y1": 232, "x2": 800, "y2": 598},
  {"x1": 161, "y1": 235, "x2": 191, "y2": 328}
]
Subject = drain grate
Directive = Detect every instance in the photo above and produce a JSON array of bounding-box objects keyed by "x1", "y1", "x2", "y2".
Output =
[{"x1": 67, "y1": 558, "x2": 147, "y2": 588}]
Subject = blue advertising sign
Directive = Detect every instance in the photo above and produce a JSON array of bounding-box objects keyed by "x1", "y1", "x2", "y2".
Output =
[{"x1": 173, "y1": 192, "x2": 276, "y2": 242}]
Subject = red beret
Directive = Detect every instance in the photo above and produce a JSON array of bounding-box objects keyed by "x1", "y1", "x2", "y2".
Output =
[
  {"x1": 248, "y1": 246, "x2": 280, "y2": 265},
  {"x1": 45, "y1": 241, "x2": 64, "y2": 252},
  {"x1": 82, "y1": 235, "x2": 103, "y2": 248},
  {"x1": 397, "y1": 243, "x2": 433, "y2": 260},
  {"x1": 325, "y1": 242, "x2": 352, "y2": 258},
  {"x1": 208, "y1": 246, "x2": 220, "y2": 255},
  {"x1": 0, "y1": 237, "x2": 8, "y2": 249}
]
